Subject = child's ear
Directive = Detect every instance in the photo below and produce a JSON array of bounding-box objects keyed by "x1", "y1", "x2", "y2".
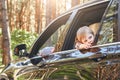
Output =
[{"x1": 75, "y1": 37, "x2": 78, "y2": 43}]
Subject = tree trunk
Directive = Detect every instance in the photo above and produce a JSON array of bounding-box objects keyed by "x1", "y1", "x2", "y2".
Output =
[
  {"x1": 0, "y1": 0, "x2": 11, "y2": 65},
  {"x1": 72, "y1": 0, "x2": 80, "y2": 7},
  {"x1": 35, "y1": 0, "x2": 42, "y2": 34},
  {"x1": 45, "y1": 0, "x2": 52, "y2": 46},
  {"x1": 51, "y1": 0, "x2": 56, "y2": 20}
]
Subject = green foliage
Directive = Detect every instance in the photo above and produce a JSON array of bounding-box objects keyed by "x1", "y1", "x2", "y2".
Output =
[
  {"x1": 11, "y1": 29, "x2": 38, "y2": 51},
  {"x1": 0, "y1": 28, "x2": 1, "y2": 36}
]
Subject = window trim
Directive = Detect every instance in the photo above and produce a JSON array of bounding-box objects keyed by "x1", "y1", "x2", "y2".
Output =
[{"x1": 118, "y1": 0, "x2": 120, "y2": 41}]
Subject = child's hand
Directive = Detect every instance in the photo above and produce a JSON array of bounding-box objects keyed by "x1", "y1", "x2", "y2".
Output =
[
  {"x1": 75, "y1": 43, "x2": 92, "y2": 49},
  {"x1": 82, "y1": 43, "x2": 92, "y2": 49}
]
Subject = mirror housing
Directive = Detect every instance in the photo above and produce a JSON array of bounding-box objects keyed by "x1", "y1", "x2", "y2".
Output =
[{"x1": 14, "y1": 44, "x2": 29, "y2": 57}]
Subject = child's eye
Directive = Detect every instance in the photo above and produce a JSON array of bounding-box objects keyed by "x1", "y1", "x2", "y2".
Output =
[{"x1": 88, "y1": 36, "x2": 92, "y2": 39}]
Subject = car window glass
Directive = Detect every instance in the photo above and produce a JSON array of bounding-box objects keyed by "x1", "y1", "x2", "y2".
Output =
[
  {"x1": 42, "y1": 24, "x2": 67, "y2": 48},
  {"x1": 97, "y1": 0, "x2": 117, "y2": 45},
  {"x1": 37, "y1": 14, "x2": 72, "y2": 55}
]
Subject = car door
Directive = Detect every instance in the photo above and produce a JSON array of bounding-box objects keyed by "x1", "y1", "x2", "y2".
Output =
[
  {"x1": 57, "y1": 0, "x2": 119, "y2": 65},
  {"x1": 47, "y1": 0, "x2": 120, "y2": 80}
]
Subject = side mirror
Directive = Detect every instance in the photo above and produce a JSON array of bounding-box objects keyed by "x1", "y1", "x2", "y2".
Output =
[{"x1": 14, "y1": 44, "x2": 29, "y2": 57}]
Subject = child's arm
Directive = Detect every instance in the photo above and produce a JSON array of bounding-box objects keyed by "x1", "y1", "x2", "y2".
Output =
[{"x1": 75, "y1": 42, "x2": 92, "y2": 50}]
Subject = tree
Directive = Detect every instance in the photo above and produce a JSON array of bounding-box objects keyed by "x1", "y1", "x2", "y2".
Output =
[
  {"x1": 35, "y1": 0, "x2": 42, "y2": 33},
  {"x1": 45, "y1": 0, "x2": 56, "y2": 46},
  {"x1": 72, "y1": 0, "x2": 80, "y2": 7},
  {"x1": 0, "y1": 0, "x2": 11, "y2": 65}
]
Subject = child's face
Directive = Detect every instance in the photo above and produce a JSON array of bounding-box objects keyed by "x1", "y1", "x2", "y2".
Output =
[{"x1": 81, "y1": 33, "x2": 94, "y2": 44}]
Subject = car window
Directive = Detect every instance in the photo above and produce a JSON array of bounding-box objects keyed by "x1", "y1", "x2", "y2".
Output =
[
  {"x1": 97, "y1": 0, "x2": 118, "y2": 45},
  {"x1": 60, "y1": 1, "x2": 109, "y2": 51},
  {"x1": 29, "y1": 10, "x2": 78, "y2": 57},
  {"x1": 41, "y1": 24, "x2": 67, "y2": 48},
  {"x1": 37, "y1": 12, "x2": 76, "y2": 55}
]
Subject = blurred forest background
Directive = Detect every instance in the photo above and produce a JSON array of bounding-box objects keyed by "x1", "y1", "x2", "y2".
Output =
[{"x1": 0, "y1": 0, "x2": 92, "y2": 65}]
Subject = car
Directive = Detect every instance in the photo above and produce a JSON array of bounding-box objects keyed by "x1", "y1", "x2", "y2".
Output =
[{"x1": 1, "y1": 0, "x2": 120, "y2": 80}]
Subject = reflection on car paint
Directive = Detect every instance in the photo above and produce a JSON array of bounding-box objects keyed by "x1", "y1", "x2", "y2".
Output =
[{"x1": 42, "y1": 43, "x2": 120, "y2": 64}]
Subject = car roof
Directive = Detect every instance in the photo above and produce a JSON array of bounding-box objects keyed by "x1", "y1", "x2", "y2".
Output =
[{"x1": 58, "y1": 0, "x2": 109, "y2": 18}]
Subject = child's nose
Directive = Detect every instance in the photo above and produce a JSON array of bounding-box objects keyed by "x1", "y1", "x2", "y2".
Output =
[{"x1": 89, "y1": 40, "x2": 93, "y2": 43}]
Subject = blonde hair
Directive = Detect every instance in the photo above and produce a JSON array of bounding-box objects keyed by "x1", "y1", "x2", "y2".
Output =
[{"x1": 76, "y1": 26, "x2": 94, "y2": 43}]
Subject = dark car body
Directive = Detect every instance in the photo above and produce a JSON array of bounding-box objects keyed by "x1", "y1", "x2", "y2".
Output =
[{"x1": 1, "y1": 0, "x2": 120, "y2": 80}]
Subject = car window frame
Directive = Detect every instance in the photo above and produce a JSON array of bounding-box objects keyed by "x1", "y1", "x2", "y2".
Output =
[{"x1": 118, "y1": 0, "x2": 120, "y2": 41}]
